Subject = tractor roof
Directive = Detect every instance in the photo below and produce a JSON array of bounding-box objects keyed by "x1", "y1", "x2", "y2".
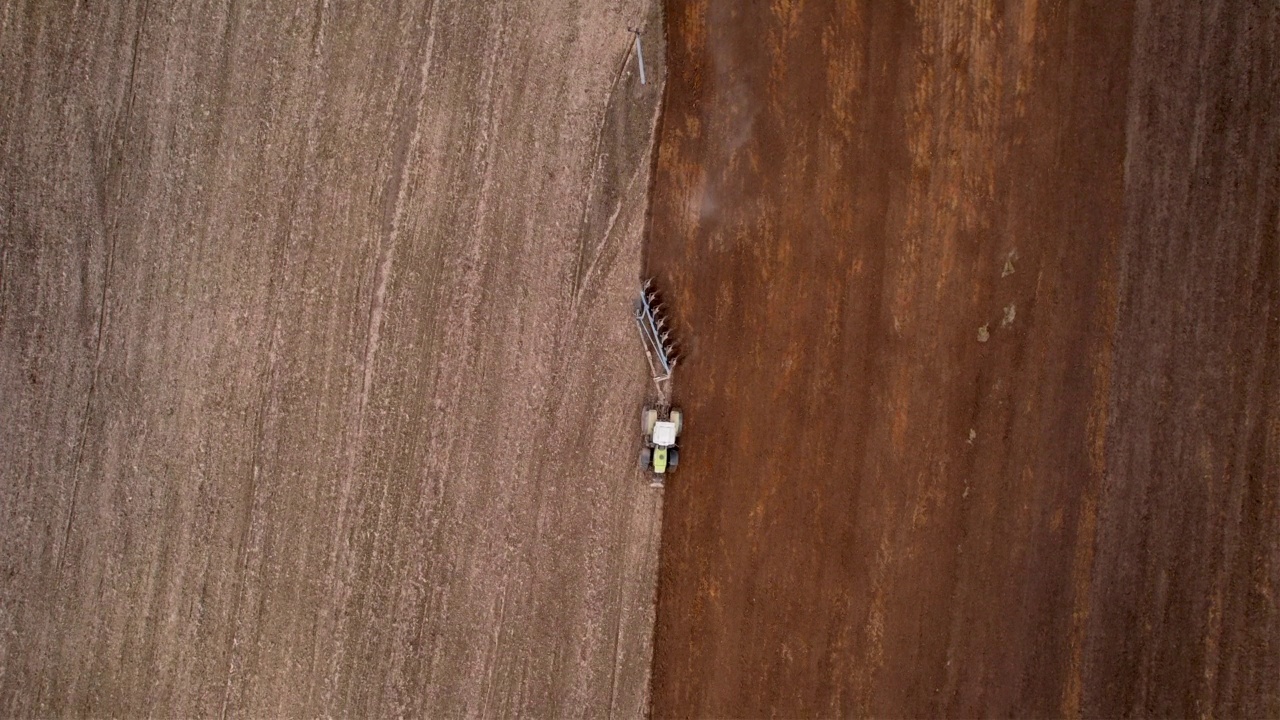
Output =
[{"x1": 652, "y1": 420, "x2": 677, "y2": 447}]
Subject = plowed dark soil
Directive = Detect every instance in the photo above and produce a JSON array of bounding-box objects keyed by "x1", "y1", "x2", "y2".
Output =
[{"x1": 647, "y1": 1, "x2": 1279, "y2": 717}]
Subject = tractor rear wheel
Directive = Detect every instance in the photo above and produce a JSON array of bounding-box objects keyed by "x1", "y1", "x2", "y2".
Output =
[
  {"x1": 667, "y1": 447, "x2": 679, "y2": 469},
  {"x1": 640, "y1": 447, "x2": 652, "y2": 469},
  {"x1": 669, "y1": 409, "x2": 683, "y2": 436},
  {"x1": 642, "y1": 408, "x2": 658, "y2": 435}
]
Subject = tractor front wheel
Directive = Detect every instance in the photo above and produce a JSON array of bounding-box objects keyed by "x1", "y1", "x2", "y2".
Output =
[
  {"x1": 667, "y1": 447, "x2": 679, "y2": 470},
  {"x1": 640, "y1": 447, "x2": 652, "y2": 469}
]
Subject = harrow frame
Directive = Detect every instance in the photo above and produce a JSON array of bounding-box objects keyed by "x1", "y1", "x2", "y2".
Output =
[{"x1": 634, "y1": 278, "x2": 678, "y2": 397}]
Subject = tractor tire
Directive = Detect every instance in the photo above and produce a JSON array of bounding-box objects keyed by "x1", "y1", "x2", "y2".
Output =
[
  {"x1": 670, "y1": 409, "x2": 683, "y2": 436},
  {"x1": 667, "y1": 447, "x2": 679, "y2": 469},
  {"x1": 640, "y1": 447, "x2": 652, "y2": 469},
  {"x1": 642, "y1": 408, "x2": 658, "y2": 435}
]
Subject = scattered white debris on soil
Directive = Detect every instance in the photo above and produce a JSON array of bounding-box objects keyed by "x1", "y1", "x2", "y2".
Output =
[
  {"x1": 977, "y1": 324, "x2": 990, "y2": 342},
  {"x1": 1002, "y1": 249, "x2": 1018, "y2": 277},
  {"x1": 1002, "y1": 303, "x2": 1017, "y2": 327}
]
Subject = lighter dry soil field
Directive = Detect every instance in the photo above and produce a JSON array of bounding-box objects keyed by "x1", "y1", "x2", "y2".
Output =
[{"x1": 0, "y1": 1, "x2": 666, "y2": 716}]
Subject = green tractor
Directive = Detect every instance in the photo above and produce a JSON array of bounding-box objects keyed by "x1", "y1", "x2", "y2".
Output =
[{"x1": 640, "y1": 406, "x2": 682, "y2": 487}]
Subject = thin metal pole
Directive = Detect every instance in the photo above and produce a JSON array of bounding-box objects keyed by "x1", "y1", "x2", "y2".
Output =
[{"x1": 634, "y1": 33, "x2": 647, "y2": 85}]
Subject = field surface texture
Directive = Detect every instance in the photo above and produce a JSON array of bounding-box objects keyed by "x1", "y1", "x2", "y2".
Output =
[
  {"x1": 0, "y1": 1, "x2": 666, "y2": 716},
  {"x1": 648, "y1": 1, "x2": 1279, "y2": 717}
]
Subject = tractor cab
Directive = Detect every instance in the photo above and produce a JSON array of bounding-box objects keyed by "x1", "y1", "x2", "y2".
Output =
[{"x1": 651, "y1": 419, "x2": 678, "y2": 448}]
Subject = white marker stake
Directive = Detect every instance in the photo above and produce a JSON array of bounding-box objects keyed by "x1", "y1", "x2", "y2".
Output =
[{"x1": 635, "y1": 34, "x2": 647, "y2": 85}]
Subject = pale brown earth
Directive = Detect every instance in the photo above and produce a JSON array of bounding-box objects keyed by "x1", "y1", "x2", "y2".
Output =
[
  {"x1": 0, "y1": 1, "x2": 668, "y2": 717},
  {"x1": 648, "y1": 1, "x2": 1279, "y2": 718}
]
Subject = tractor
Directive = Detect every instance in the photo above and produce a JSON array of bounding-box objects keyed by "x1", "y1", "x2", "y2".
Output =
[{"x1": 640, "y1": 406, "x2": 682, "y2": 484}]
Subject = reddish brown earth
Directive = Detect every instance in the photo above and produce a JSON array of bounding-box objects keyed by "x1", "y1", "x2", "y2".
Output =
[{"x1": 647, "y1": 1, "x2": 1278, "y2": 717}]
